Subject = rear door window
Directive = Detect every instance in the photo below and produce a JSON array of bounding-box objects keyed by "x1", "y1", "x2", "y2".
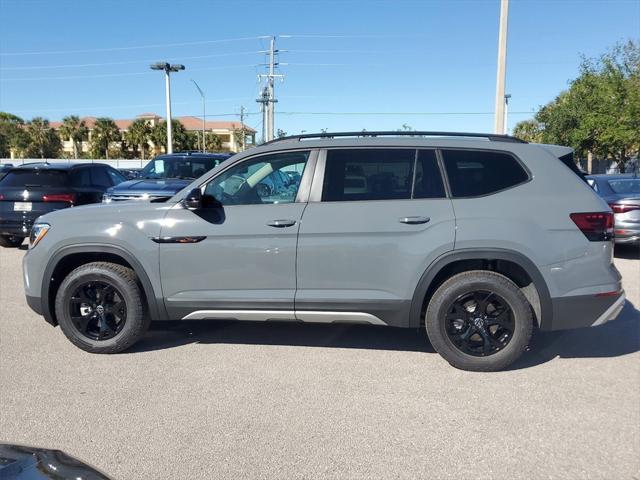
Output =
[
  {"x1": 90, "y1": 167, "x2": 112, "y2": 188},
  {"x1": 413, "y1": 150, "x2": 446, "y2": 199},
  {"x1": 322, "y1": 149, "x2": 416, "y2": 201},
  {"x1": 70, "y1": 168, "x2": 91, "y2": 187},
  {"x1": 0, "y1": 169, "x2": 69, "y2": 187},
  {"x1": 441, "y1": 149, "x2": 529, "y2": 197}
]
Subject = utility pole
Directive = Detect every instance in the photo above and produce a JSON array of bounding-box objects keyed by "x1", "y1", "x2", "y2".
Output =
[
  {"x1": 150, "y1": 62, "x2": 185, "y2": 154},
  {"x1": 239, "y1": 106, "x2": 246, "y2": 152},
  {"x1": 493, "y1": 0, "x2": 509, "y2": 134},
  {"x1": 257, "y1": 36, "x2": 284, "y2": 142},
  {"x1": 191, "y1": 79, "x2": 206, "y2": 152},
  {"x1": 256, "y1": 86, "x2": 269, "y2": 143}
]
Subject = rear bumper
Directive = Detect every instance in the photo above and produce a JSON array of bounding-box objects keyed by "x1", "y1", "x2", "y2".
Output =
[
  {"x1": 548, "y1": 291, "x2": 625, "y2": 331},
  {"x1": 0, "y1": 217, "x2": 35, "y2": 237}
]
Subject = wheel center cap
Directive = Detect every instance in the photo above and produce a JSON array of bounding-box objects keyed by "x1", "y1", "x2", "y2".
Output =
[
  {"x1": 473, "y1": 317, "x2": 485, "y2": 329},
  {"x1": 96, "y1": 305, "x2": 105, "y2": 315}
]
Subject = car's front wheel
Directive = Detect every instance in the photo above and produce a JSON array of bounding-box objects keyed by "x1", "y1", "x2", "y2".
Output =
[
  {"x1": 0, "y1": 235, "x2": 25, "y2": 248},
  {"x1": 425, "y1": 270, "x2": 533, "y2": 372},
  {"x1": 54, "y1": 262, "x2": 149, "y2": 353}
]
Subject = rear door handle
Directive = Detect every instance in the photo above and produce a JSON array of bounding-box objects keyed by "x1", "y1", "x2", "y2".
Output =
[
  {"x1": 399, "y1": 216, "x2": 430, "y2": 225},
  {"x1": 267, "y1": 219, "x2": 297, "y2": 228}
]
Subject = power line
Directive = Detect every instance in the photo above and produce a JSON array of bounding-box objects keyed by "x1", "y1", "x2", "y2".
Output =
[
  {"x1": 0, "y1": 35, "x2": 265, "y2": 56},
  {"x1": 275, "y1": 111, "x2": 535, "y2": 116},
  {"x1": 1, "y1": 64, "x2": 258, "y2": 82},
  {"x1": 0, "y1": 51, "x2": 266, "y2": 71}
]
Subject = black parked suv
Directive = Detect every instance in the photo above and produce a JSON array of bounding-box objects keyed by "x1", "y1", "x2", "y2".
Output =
[
  {"x1": 0, "y1": 162, "x2": 125, "y2": 247},
  {"x1": 103, "y1": 152, "x2": 230, "y2": 202}
]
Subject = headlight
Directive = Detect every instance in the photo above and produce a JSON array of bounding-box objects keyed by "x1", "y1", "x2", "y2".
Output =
[{"x1": 29, "y1": 223, "x2": 50, "y2": 249}]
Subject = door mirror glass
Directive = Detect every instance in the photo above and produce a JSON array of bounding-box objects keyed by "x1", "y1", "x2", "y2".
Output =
[{"x1": 183, "y1": 188, "x2": 202, "y2": 210}]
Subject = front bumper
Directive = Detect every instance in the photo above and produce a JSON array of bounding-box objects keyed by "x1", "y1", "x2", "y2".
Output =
[{"x1": 549, "y1": 291, "x2": 625, "y2": 331}]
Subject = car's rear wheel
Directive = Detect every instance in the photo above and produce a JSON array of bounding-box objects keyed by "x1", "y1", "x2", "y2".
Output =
[
  {"x1": 425, "y1": 270, "x2": 533, "y2": 372},
  {"x1": 55, "y1": 262, "x2": 149, "y2": 353},
  {"x1": 0, "y1": 235, "x2": 25, "y2": 248}
]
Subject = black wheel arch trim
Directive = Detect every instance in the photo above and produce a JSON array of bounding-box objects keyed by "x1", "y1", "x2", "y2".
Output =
[
  {"x1": 409, "y1": 248, "x2": 552, "y2": 329},
  {"x1": 41, "y1": 244, "x2": 168, "y2": 326}
]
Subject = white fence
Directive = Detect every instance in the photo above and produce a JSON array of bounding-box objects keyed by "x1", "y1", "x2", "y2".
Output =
[{"x1": 0, "y1": 158, "x2": 148, "y2": 169}]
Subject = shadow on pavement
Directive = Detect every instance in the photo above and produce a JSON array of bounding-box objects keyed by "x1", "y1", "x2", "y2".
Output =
[
  {"x1": 132, "y1": 320, "x2": 435, "y2": 354},
  {"x1": 130, "y1": 301, "x2": 639, "y2": 370},
  {"x1": 509, "y1": 299, "x2": 640, "y2": 370}
]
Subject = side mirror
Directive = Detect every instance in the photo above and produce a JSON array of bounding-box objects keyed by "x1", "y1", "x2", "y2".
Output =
[{"x1": 182, "y1": 188, "x2": 202, "y2": 210}]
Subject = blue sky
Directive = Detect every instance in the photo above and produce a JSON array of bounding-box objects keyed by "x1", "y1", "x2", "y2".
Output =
[{"x1": 0, "y1": 0, "x2": 638, "y2": 138}]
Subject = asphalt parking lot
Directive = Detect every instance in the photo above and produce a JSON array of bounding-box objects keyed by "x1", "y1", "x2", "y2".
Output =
[{"x1": 1, "y1": 245, "x2": 638, "y2": 479}]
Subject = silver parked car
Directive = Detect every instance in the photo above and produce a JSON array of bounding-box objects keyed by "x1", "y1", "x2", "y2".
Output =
[
  {"x1": 22, "y1": 131, "x2": 624, "y2": 371},
  {"x1": 586, "y1": 174, "x2": 640, "y2": 245}
]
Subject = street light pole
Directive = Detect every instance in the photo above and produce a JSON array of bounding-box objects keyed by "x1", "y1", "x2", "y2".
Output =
[
  {"x1": 150, "y1": 62, "x2": 185, "y2": 154},
  {"x1": 191, "y1": 79, "x2": 206, "y2": 152},
  {"x1": 493, "y1": 0, "x2": 509, "y2": 134},
  {"x1": 504, "y1": 93, "x2": 511, "y2": 134}
]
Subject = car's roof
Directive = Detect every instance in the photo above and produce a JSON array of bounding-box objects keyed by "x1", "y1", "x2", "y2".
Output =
[
  {"x1": 10, "y1": 162, "x2": 110, "y2": 171},
  {"x1": 157, "y1": 152, "x2": 231, "y2": 159},
  {"x1": 586, "y1": 174, "x2": 639, "y2": 180}
]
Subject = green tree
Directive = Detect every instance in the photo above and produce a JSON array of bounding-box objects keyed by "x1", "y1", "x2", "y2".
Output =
[
  {"x1": 58, "y1": 115, "x2": 88, "y2": 159},
  {"x1": 124, "y1": 118, "x2": 152, "y2": 159},
  {"x1": 90, "y1": 117, "x2": 121, "y2": 159},
  {"x1": 26, "y1": 117, "x2": 61, "y2": 158},
  {"x1": 0, "y1": 112, "x2": 27, "y2": 157},
  {"x1": 513, "y1": 40, "x2": 640, "y2": 172},
  {"x1": 512, "y1": 119, "x2": 544, "y2": 143},
  {"x1": 151, "y1": 120, "x2": 191, "y2": 153},
  {"x1": 205, "y1": 132, "x2": 223, "y2": 152}
]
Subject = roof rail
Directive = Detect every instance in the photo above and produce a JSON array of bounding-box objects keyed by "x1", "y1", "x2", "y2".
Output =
[{"x1": 263, "y1": 131, "x2": 527, "y2": 145}]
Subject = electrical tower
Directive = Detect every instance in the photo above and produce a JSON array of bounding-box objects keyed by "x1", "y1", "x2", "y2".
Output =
[{"x1": 256, "y1": 36, "x2": 284, "y2": 142}]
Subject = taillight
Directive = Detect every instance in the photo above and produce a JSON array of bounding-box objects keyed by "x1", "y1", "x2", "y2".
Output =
[
  {"x1": 570, "y1": 212, "x2": 614, "y2": 241},
  {"x1": 0, "y1": 194, "x2": 4, "y2": 200},
  {"x1": 42, "y1": 193, "x2": 76, "y2": 204},
  {"x1": 608, "y1": 203, "x2": 640, "y2": 214}
]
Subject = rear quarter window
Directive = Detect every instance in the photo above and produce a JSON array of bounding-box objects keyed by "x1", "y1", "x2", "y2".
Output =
[
  {"x1": 442, "y1": 149, "x2": 529, "y2": 197},
  {"x1": 0, "y1": 169, "x2": 69, "y2": 187}
]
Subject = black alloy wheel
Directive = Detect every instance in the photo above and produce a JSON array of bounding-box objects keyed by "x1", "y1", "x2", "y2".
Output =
[
  {"x1": 445, "y1": 290, "x2": 514, "y2": 357},
  {"x1": 68, "y1": 281, "x2": 127, "y2": 341}
]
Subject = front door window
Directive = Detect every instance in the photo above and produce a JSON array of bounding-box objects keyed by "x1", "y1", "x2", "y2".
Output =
[{"x1": 203, "y1": 151, "x2": 309, "y2": 205}]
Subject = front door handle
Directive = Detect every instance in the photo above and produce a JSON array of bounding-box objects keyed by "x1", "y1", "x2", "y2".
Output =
[
  {"x1": 399, "y1": 216, "x2": 430, "y2": 225},
  {"x1": 267, "y1": 219, "x2": 297, "y2": 228}
]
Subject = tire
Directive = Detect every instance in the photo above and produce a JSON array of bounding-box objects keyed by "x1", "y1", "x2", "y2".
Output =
[
  {"x1": 0, "y1": 235, "x2": 25, "y2": 248},
  {"x1": 425, "y1": 270, "x2": 533, "y2": 372},
  {"x1": 54, "y1": 261, "x2": 150, "y2": 353}
]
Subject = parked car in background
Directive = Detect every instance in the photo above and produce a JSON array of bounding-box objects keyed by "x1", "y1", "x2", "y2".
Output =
[
  {"x1": 0, "y1": 163, "x2": 125, "y2": 247},
  {"x1": 117, "y1": 168, "x2": 142, "y2": 180},
  {"x1": 23, "y1": 131, "x2": 624, "y2": 371},
  {"x1": 103, "y1": 152, "x2": 230, "y2": 202},
  {"x1": 0, "y1": 443, "x2": 111, "y2": 479},
  {"x1": 0, "y1": 163, "x2": 14, "y2": 181},
  {"x1": 587, "y1": 174, "x2": 640, "y2": 245}
]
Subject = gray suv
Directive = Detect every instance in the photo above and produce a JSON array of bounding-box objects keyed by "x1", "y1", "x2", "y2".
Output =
[{"x1": 22, "y1": 132, "x2": 625, "y2": 371}]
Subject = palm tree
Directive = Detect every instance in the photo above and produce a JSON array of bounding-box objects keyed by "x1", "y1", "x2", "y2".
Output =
[
  {"x1": 124, "y1": 118, "x2": 151, "y2": 160},
  {"x1": 27, "y1": 117, "x2": 52, "y2": 158},
  {"x1": 58, "y1": 115, "x2": 88, "y2": 159},
  {"x1": 90, "y1": 117, "x2": 121, "y2": 159}
]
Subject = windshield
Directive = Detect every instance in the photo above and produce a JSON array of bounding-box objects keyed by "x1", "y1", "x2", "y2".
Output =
[
  {"x1": 140, "y1": 156, "x2": 221, "y2": 180},
  {"x1": 0, "y1": 169, "x2": 69, "y2": 187},
  {"x1": 608, "y1": 178, "x2": 640, "y2": 194}
]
